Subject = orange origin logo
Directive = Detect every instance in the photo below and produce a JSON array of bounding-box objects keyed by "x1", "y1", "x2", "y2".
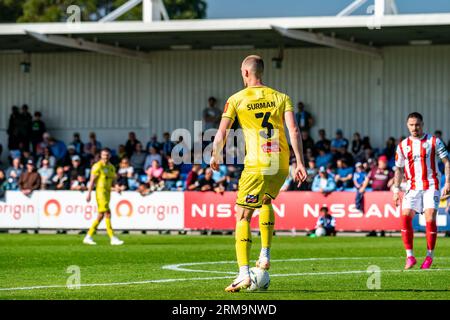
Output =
[
  {"x1": 115, "y1": 200, "x2": 133, "y2": 217},
  {"x1": 44, "y1": 199, "x2": 62, "y2": 217}
]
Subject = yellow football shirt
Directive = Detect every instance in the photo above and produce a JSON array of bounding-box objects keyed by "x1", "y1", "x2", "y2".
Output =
[
  {"x1": 222, "y1": 86, "x2": 294, "y2": 173},
  {"x1": 91, "y1": 161, "x2": 116, "y2": 193}
]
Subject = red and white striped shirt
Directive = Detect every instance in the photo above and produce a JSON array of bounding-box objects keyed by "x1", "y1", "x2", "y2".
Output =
[{"x1": 395, "y1": 134, "x2": 448, "y2": 191}]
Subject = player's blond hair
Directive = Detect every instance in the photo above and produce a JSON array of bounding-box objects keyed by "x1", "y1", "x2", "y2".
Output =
[{"x1": 242, "y1": 55, "x2": 264, "y2": 79}]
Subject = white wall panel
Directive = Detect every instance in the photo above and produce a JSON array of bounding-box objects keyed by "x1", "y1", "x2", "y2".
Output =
[{"x1": 1, "y1": 45, "x2": 450, "y2": 162}]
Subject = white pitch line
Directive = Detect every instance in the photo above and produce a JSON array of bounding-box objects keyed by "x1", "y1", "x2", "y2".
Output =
[
  {"x1": 162, "y1": 256, "x2": 402, "y2": 273},
  {"x1": 2, "y1": 257, "x2": 450, "y2": 292}
]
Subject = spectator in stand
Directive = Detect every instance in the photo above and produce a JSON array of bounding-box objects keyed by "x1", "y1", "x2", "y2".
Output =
[
  {"x1": 125, "y1": 132, "x2": 141, "y2": 158},
  {"x1": 36, "y1": 132, "x2": 51, "y2": 156},
  {"x1": 312, "y1": 166, "x2": 337, "y2": 193},
  {"x1": 146, "y1": 160, "x2": 164, "y2": 191},
  {"x1": 30, "y1": 111, "x2": 47, "y2": 154},
  {"x1": 17, "y1": 104, "x2": 32, "y2": 151},
  {"x1": 68, "y1": 155, "x2": 85, "y2": 180},
  {"x1": 202, "y1": 96, "x2": 222, "y2": 131},
  {"x1": 295, "y1": 102, "x2": 314, "y2": 134},
  {"x1": 301, "y1": 130, "x2": 315, "y2": 154},
  {"x1": 51, "y1": 166, "x2": 70, "y2": 190},
  {"x1": 161, "y1": 132, "x2": 175, "y2": 157},
  {"x1": 84, "y1": 132, "x2": 102, "y2": 155},
  {"x1": 36, "y1": 146, "x2": 56, "y2": 168},
  {"x1": 0, "y1": 143, "x2": 2, "y2": 166},
  {"x1": 335, "y1": 158, "x2": 354, "y2": 190},
  {"x1": 303, "y1": 159, "x2": 318, "y2": 191},
  {"x1": 7, "y1": 106, "x2": 21, "y2": 151},
  {"x1": 315, "y1": 148, "x2": 333, "y2": 169},
  {"x1": 382, "y1": 137, "x2": 396, "y2": 167},
  {"x1": 70, "y1": 132, "x2": 84, "y2": 156},
  {"x1": 130, "y1": 142, "x2": 146, "y2": 175},
  {"x1": 351, "y1": 132, "x2": 364, "y2": 159},
  {"x1": 186, "y1": 164, "x2": 202, "y2": 190},
  {"x1": 0, "y1": 169, "x2": 6, "y2": 199},
  {"x1": 196, "y1": 167, "x2": 218, "y2": 192},
  {"x1": 19, "y1": 159, "x2": 41, "y2": 196},
  {"x1": 162, "y1": 158, "x2": 181, "y2": 191},
  {"x1": 310, "y1": 207, "x2": 336, "y2": 237},
  {"x1": 360, "y1": 155, "x2": 394, "y2": 192},
  {"x1": 144, "y1": 146, "x2": 163, "y2": 171},
  {"x1": 116, "y1": 157, "x2": 135, "y2": 191},
  {"x1": 219, "y1": 169, "x2": 239, "y2": 192},
  {"x1": 6, "y1": 158, "x2": 23, "y2": 181},
  {"x1": 331, "y1": 129, "x2": 349, "y2": 158},
  {"x1": 115, "y1": 144, "x2": 126, "y2": 162},
  {"x1": 146, "y1": 134, "x2": 162, "y2": 153},
  {"x1": 314, "y1": 129, "x2": 331, "y2": 153},
  {"x1": 20, "y1": 149, "x2": 34, "y2": 167},
  {"x1": 8, "y1": 142, "x2": 22, "y2": 162},
  {"x1": 48, "y1": 137, "x2": 67, "y2": 165},
  {"x1": 70, "y1": 174, "x2": 88, "y2": 191},
  {"x1": 304, "y1": 148, "x2": 314, "y2": 164},
  {"x1": 59, "y1": 145, "x2": 77, "y2": 167},
  {"x1": 353, "y1": 162, "x2": 367, "y2": 212},
  {"x1": 172, "y1": 136, "x2": 191, "y2": 164},
  {"x1": 38, "y1": 158, "x2": 54, "y2": 189}
]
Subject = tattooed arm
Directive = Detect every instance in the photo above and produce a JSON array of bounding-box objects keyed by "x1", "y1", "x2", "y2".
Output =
[
  {"x1": 392, "y1": 166, "x2": 404, "y2": 207},
  {"x1": 442, "y1": 157, "x2": 450, "y2": 196}
]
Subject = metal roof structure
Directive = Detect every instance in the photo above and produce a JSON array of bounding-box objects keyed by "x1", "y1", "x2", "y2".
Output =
[{"x1": 0, "y1": 0, "x2": 449, "y2": 60}]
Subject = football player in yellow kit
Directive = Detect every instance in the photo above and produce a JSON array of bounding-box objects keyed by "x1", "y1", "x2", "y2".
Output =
[
  {"x1": 83, "y1": 148, "x2": 124, "y2": 246},
  {"x1": 211, "y1": 55, "x2": 307, "y2": 292}
]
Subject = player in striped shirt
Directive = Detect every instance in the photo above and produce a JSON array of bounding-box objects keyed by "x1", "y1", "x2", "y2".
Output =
[{"x1": 393, "y1": 112, "x2": 450, "y2": 269}]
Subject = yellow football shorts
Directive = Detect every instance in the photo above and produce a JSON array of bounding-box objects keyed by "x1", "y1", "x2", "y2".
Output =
[
  {"x1": 236, "y1": 168, "x2": 289, "y2": 209},
  {"x1": 96, "y1": 190, "x2": 111, "y2": 213}
]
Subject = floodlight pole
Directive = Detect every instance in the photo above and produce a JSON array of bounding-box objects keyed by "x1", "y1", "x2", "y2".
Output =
[
  {"x1": 100, "y1": 0, "x2": 169, "y2": 22},
  {"x1": 337, "y1": 0, "x2": 368, "y2": 17},
  {"x1": 337, "y1": 0, "x2": 398, "y2": 16}
]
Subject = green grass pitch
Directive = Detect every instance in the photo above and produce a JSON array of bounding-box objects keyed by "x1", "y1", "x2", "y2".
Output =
[{"x1": 0, "y1": 233, "x2": 449, "y2": 300}]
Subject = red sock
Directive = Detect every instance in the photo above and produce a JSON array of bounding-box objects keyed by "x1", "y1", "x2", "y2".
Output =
[
  {"x1": 401, "y1": 215, "x2": 414, "y2": 250},
  {"x1": 426, "y1": 220, "x2": 437, "y2": 251}
]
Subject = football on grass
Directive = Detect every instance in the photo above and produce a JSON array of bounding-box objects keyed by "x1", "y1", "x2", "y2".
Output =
[{"x1": 248, "y1": 267, "x2": 270, "y2": 291}]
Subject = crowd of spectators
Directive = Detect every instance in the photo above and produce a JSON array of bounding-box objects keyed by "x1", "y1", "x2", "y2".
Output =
[{"x1": 1, "y1": 101, "x2": 450, "y2": 200}]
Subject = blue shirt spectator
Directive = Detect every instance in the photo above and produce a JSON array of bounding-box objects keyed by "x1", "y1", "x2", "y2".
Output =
[
  {"x1": 312, "y1": 167, "x2": 336, "y2": 193},
  {"x1": 316, "y1": 149, "x2": 333, "y2": 168},
  {"x1": 353, "y1": 162, "x2": 367, "y2": 189},
  {"x1": 331, "y1": 129, "x2": 349, "y2": 153},
  {"x1": 335, "y1": 159, "x2": 354, "y2": 190},
  {"x1": 48, "y1": 138, "x2": 67, "y2": 162}
]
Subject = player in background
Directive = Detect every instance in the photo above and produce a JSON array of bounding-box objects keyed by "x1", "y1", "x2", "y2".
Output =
[
  {"x1": 393, "y1": 112, "x2": 450, "y2": 269},
  {"x1": 83, "y1": 148, "x2": 124, "y2": 246},
  {"x1": 210, "y1": 55, "x2": 307, "y2": 292}
]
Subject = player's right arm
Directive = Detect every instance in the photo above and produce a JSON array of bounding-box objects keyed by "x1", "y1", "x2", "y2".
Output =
[
  {"x1": 285, "y1": 109, "x2": 307, "y2": 187},
  {"x1": 86, "y1": 164, "x2": 99, "y2": 203},
  {"x1": 211, "y1": 99, "x2": 235, "y2": 171},
  {"x1": 393, "y1": 145, "x2": 405, "y2": 207}
]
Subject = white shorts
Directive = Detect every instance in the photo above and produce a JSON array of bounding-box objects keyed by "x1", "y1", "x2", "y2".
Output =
[{"x1": 402, "y1": 189, "x2": 440, "y2": 213}]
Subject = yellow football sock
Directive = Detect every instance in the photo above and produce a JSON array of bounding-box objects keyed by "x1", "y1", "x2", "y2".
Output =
[
  {"x1": 235, "y1": 220, "x2": 252, "y2": 267},
  {"x1": 87, "y1": 219, "x2": 100, "y2": 237},
  {"x1": 259, "y1": 204, "x2": 275, "y2": 249},
  {"x1": 105, "y1": 217, "x2": 114, "y2": 238}
]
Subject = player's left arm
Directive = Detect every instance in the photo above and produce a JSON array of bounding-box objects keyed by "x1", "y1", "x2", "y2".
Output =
[
  {"x1": 441, "y1": 157, "x2": 450, "y2": 196},
  {"x1": 436, "y1": 137, "x2": 450, "y2": 196}
]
